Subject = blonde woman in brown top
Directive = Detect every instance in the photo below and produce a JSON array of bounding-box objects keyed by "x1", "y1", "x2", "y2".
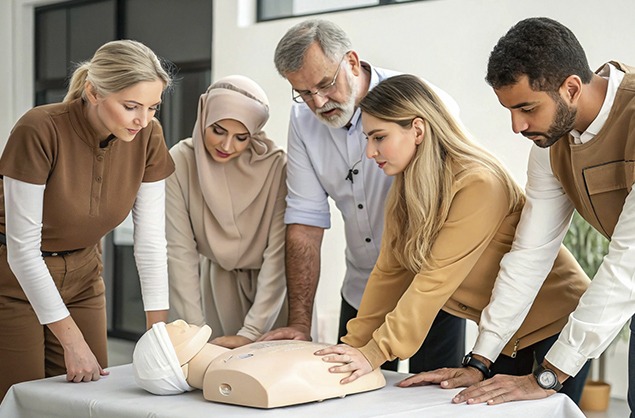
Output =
[
  {"x1": 0, "y1": 40, "x2": 174, "y2": 400},
  {"x1": 315, "y1": 74, "x2": 591, "y2": 403}
]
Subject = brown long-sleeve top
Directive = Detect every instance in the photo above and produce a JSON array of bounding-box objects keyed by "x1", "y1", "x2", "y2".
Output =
[{"x1": 342, "y1": 165, "x2": 589, "y2": 369}]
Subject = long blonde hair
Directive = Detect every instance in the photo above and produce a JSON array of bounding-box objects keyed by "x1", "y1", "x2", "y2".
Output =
[
  {"x1": 64, "y1": 39, "x2": 172, "y2": 103},
  {"x1": 360, "y1": 75, "x2": 524, "y2": 273}
]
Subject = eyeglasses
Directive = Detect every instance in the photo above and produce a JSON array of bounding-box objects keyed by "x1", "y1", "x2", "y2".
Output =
[{"x1": 292, "y1": 53, "x2": 349, "y2": 103}]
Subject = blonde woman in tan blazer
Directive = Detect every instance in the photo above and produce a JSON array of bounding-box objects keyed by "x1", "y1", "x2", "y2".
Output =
[{"x1": 315, "y1": 74, "x2": 591, "y2": 403}]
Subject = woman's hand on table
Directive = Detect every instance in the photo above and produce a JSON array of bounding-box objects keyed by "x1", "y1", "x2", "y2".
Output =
[{"x1": 48, "y1": 316, "x2": 109, "y2": 383}]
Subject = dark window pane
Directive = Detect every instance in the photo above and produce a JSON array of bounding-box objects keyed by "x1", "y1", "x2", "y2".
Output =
[
  {"x1": 112, "y1": 245, "x2": 145, "y2": 338},
  {"x1": 124, "y1": 0, "x2": 212, "y2": 63},
  {"x1": 69, "y1": 1, "x2": 116, "y2": 65},
  {"x1": 258, "y1": 0, "x2": 379, "y2": 20},
  {"x1": 36, "y1": 9, "x2": 67, "y2": 79},
  {"x1": 45, "y1": 89, "x2": 68, "y2": 104},
  {"x1": 257, "y1": 0, "x2": 425, "y2": 21},
  {"x1": 161, "y1": 68, "x2": 211, "y2": 148},
  {"x1": 258, "y1": 0, "x2": 293, "y2": 20}
]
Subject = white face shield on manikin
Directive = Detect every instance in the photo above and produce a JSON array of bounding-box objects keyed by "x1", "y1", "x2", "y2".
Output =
[{"x1": 132, "y1": 321, "x2": 205, "y2": 395}]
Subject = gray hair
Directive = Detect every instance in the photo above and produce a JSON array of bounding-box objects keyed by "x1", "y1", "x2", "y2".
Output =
[
  {"x1": 64, "y1": 39, "x2": 172, "y2": 102},
  {"x1": 274, "y1": 19, "x2": 352, "y2": 76}
]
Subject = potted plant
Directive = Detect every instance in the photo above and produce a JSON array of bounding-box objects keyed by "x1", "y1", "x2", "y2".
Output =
[{"x1": 563, "y1": 211, "x2": 612, "y2": 412}]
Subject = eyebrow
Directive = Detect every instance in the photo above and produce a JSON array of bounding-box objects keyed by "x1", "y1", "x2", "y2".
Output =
[
  {"x1": 508, "y1": 101, "x2": 538, "y2": 109},
  {"x1": 364, "y1": 128, "x2": 384, "y2": 137},
  {"x1": 213, "y1": 122, "x2": 249, "y2": 136},
  {"x1": 212, "y1": 122, "x2": 227, "y2": 131},
  {"x1": 124, "y1": 100, "x2": 162, "y2": 107},
  {"x1": 293, "y1": 76, "x2": 332, "y2": 92}
]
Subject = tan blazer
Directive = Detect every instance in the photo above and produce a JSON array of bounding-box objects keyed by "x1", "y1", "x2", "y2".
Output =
[{"x1": 342, "y1": 167, "x2": 590, "y2": 369}]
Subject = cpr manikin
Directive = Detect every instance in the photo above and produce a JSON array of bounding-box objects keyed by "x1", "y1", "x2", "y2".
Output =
[{"x1": 132, "y1": 320, "x2": 386, "y2": 408}]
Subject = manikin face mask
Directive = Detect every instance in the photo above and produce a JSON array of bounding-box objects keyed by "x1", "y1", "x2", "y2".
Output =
[{"x1": 132, "y1": 321, "x2": 210, "y2": 395}]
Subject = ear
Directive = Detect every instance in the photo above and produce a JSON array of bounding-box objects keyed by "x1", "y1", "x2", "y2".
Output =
[
  {"x1": 85, "y1": 81, "x2": 99, "y2": 105},
  {"x1": 346, "y1": 50, "x2": 362, "y2": 77},
  {"x1": 559, "y1": 75, "x2": 582, "y2": 105},
  {"x1": 412, "y1": 117, "x2": 426, "y2": 145}
]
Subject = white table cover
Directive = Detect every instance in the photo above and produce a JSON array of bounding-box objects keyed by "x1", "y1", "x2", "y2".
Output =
[{"x1": 0, "y1": 364, "x2": 586, "y2": 417}]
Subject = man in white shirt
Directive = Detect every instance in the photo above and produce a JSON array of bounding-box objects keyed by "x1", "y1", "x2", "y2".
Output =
[
  {"x1": 259, "y1": 19, "x2": 466, "y2": 374},
  {"x1": 401, "y1": 17, "x2": 635, "y2": 415}
]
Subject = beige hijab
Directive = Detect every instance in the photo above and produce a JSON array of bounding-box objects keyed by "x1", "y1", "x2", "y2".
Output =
[{"x1": 191, "y1": 75, "x2": 285, "y2": 270}]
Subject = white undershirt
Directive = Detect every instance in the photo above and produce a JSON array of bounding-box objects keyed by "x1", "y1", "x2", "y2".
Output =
[{"x1": 4, "y1": 177, "x2": 169, "y2": 325}]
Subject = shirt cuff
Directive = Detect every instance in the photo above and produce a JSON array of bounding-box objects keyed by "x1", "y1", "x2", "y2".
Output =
[
  {"x1": 472, "y1": 331, "x2": 508, "y2": 363},
  {"x1": 142, "y1": 295, "x2": 169, "y2": 312},
  {"x1": 544, "y1": 339, "x2": 589, "y2": 377},
  {"x1": 355, "y1": 338, "x2": 387, "y2": 370},
  {"x1": 284, "y1": 207, "x2": 331, "y2": 229}
]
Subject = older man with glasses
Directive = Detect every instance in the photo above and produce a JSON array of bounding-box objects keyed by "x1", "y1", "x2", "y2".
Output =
[{"x1": 260, "y1": 18, "x2": 466, "y2": 375}]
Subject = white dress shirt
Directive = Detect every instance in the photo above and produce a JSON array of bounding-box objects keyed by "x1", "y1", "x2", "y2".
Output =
[
  {"x1": 474, "y1": 63, "x2": 634, "y2": 376},
  {"x1": 284, "y1": 62, "x2": 459, "y2": 308}
]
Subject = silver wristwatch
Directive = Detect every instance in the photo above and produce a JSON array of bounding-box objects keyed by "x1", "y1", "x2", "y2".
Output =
[{"x1": 532, "y1": 365, "x2": 563, "y2": 391}]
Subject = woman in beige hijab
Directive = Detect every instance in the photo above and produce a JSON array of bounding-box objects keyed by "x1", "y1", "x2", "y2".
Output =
[{"x1": 166, "y1": 75, "x2": 287, "y2": 348}]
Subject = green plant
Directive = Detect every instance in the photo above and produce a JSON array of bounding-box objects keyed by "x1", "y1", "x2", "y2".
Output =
[
  {"x1": 563, "y1": 211, "x2": 609, "y2": 279},
  {"x1": 562, "y1": 211, "x2": 623, "y2": 383}
]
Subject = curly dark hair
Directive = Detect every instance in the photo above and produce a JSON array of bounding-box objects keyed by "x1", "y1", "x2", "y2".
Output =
[{"x1": 486, "y1": 17, "x2": 593, "y2": 92}]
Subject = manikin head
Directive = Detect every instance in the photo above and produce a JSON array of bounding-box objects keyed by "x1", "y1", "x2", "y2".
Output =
[{"x1": 132, "y1": 320, "x2": 212, "y2": 395}]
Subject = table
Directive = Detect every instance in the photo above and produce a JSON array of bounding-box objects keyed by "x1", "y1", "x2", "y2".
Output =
[{"x1": 0, "y1": 364, "x2": 585, "y2": 417}]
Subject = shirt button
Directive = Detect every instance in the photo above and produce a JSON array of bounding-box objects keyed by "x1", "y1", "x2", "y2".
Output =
[
  {"x1": 353, "y1": 169, "x2": 359, "y2": 175},
  {"x1": 460, "y1": 304, "x2": 468, "y2": 311},
  {"x1": 358, "y1": 204, "x2": 363, "y2": 209},
  {"x1": 365, "y1": 238, "x2": 371, "y2": 243},
  {"x1": 96, "y1": 177, "x2": 102, "y2": 183},
  {"x1": 96, "y1": 155, "x2": 104, "y2": 161}
]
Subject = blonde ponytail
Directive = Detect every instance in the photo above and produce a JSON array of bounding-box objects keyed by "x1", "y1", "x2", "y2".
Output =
[{"x1": 63, "y1": 63, "x2": 90, "y2": 102}]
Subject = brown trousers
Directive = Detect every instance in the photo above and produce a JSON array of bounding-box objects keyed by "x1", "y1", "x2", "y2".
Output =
[{"x1": 0, "y1": 244, "x2": 107, "y2": 401}]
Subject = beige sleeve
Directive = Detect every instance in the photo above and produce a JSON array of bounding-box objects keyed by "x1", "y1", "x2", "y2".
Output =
[
  {"x1": 166, "y1": 145, "x2": 206, "y2": 326},
  {"x1": 238, "y1": 163, "x2": 288, "y2": 340},
  {"x1": 355, "y1": 172, "x2": 512, "y2": 369}
]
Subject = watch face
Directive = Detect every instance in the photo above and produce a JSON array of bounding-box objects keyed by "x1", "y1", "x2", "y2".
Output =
[
  {"x1": 461, "y1": 354, "x2": 471, "y2": 367},
  {"x1": 538, "y1": 370, "x2": 556, "y2": 388}
]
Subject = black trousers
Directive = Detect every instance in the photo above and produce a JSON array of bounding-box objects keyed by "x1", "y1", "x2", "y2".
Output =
[
  {"x1": 338, "y1": 297, "x2": 466, "y2": 373},
  {"x1": 490, "y1": 332, "x2": 590, "y2": 404}
]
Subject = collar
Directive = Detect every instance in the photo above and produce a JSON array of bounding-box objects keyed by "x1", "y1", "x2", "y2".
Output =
[
  {"x1": 570, "y1": 62, "x2": 624, "y2": 144},
  {"x1": 69, "y1": 98, "x2": 119, "y2": 148}
]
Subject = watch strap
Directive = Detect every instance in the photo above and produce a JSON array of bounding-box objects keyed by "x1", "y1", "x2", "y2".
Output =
[{"x1": 462, "y1": 352, "x2": 492, "y2": 379}]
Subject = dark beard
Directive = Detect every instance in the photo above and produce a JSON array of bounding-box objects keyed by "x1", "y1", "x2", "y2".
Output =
[{"x1": 525, "y1": 98, "x2": 577, "y2": 148}]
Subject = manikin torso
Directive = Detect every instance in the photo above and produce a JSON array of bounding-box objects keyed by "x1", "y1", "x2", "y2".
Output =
[{"x1": 164, "y1": 320, "x2": 386, "y2": 408}]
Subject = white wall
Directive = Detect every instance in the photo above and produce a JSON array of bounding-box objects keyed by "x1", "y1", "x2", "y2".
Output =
[{"x1": 2, "y1": 0, "x2": 634, "y2": 398}]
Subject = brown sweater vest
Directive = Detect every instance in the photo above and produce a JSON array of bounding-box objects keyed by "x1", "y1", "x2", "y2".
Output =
[{"x1": 550, "y1": 62, "x2": 635, "y2": 239}]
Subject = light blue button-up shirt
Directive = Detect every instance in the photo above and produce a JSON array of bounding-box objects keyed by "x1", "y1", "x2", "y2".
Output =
[{"x1": 285, "y1": 62, "x2": 459, "y2": 308}]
